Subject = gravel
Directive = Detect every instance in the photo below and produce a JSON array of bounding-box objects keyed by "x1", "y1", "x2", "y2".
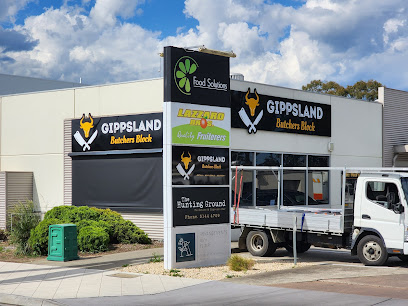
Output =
[{"x1": 122, "y1": 257, "x2": 316, "y2": 280}]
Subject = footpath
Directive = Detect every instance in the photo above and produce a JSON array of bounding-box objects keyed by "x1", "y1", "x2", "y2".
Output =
[{"x1": 0, "y1": 246, "x2": 407, "y2": 305}]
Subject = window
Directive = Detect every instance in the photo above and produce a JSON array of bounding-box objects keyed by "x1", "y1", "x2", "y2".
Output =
[
  {"x1": 308, "y1": 155, "x2": 329, "y2": 204},
  {"x1": 231, "y1": 151, "x2": 330, "y2": 207},
  {"x1": 231, "y1": 152, "x2": 254, "y2": 207},
  {"x1": 283, "y1": 154, "x2": 306, "y2": 205},
  {"x1": 366, "y1": 181, "x2": 400, "y2": 210},
  {"x1": 256, "y1": 153, "x2": 281, "y2": 206}
]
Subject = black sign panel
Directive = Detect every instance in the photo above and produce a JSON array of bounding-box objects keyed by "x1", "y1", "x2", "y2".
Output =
[
  {"x1": 231, "y1": 89, "x2": 331, "y2": 137},
  {"x1": 172, "y1": 146, "x2": 229, "y2": 185},
  {"x1": 176, "y1": 233, "x2": 195, "y2": 262},
  {"x1": 173, "y1": 187, "x2": 229, "y2": 227},
  {"x1": 72, "y1": 113, "x2": 163, "y2": 152},
  {"x1": 163, "y1": 46, "x2": 230, "y2": 107}
]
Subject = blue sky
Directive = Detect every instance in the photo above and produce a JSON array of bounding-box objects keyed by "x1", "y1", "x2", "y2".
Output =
[{"x1": 0, "y1": 0, "x2": 408, "y2": 91}]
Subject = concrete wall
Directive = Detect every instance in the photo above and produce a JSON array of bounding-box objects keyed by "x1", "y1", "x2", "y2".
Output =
[{"x1": 0, "y1": 78, "x2": 163, "y2": 212}]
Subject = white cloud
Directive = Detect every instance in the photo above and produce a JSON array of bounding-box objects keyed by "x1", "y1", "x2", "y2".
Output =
[
  {"x1": 3, "y1": 0, "x2": 408, "y2": 90},
  {"x1": 383, "y1": 18, "x2": 406, "y2": 45},
  {"x1": 90, "y1": 0, "x2": 144, "y2": 27},
  {"x1": 0, "y1": 0, "x2": 34, "y2": 22}
]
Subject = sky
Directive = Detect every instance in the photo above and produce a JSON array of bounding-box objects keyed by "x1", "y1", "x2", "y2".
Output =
[{"x1": 0, "y1": 0, "x2": 408, "y2": 90}]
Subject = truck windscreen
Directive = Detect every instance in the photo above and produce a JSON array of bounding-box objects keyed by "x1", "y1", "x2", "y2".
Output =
[{"x1": 401, "y1": 178, "x2": 408, "y2": 202}]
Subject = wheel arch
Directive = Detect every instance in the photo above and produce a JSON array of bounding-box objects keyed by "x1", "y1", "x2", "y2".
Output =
[{"x1": 351, "y1": 228, "x2": 386, "y2": 256}]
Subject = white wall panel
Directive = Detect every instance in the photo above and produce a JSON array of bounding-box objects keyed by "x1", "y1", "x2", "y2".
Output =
[
  {"x1": 74, "y1": 79, "x2": 163, "y2": 118},
  {"x1": 1, "y1": 155, "x2": 64, "y2": 212},
  {"x1": 1, "y1": 90, "x2": 74, "y2": 155}
]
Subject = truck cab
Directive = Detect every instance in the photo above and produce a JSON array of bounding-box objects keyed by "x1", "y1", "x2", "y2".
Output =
[{"x1": 352, "y1": 173, "x2": 408, "y2": 265}]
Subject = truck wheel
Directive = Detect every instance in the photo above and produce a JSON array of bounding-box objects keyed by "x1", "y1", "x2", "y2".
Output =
[
  {"x1": 285, "y1": 242, "x2": 311, "y2": 254},
  {"x1": 357, "y1": 235, "x2": 388, "y2": 266},
  {"x1": 246, "y1": 230, "x2": 276, "y2": 257}
]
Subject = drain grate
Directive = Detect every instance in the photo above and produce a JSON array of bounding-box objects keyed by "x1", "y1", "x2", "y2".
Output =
[{"x1": 108, "y1": 273, "x2": 141, "y2": 279}]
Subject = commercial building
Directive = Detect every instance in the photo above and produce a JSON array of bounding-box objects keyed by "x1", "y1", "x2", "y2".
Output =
[{"x1": 0, "y1": 74, "x2": 389, "y2": 239}]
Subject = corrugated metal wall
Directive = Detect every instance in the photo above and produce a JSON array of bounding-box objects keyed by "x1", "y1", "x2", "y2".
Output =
[
  {"x1": 0, "y1": 173, "x2": 6, "y2": 229},
  {"x1": 0, "y1": 172, "x2": 34, "y2": 229},
  {"x1": 382, "y1": 87, "x2": 408, "y2": 167},
  {"x1": 122, "y1": 213, "x2": 164, "y2": 240},
  {"x1": 6, "y1": 172, "x2": 33, "y2": 211},
  {"x1": 63, "y1": 120, "x2": 72, "y2": 206}
]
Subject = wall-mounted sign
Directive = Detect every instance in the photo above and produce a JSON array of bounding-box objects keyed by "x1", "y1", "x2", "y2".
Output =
[
  {"x1": 172, "y1": 187, "x2": 229, "y2": 227},
  {"x1": 231, "y1": 89, "x2": 331, "y2": 137},
  {"x1": 164, "y1": 47, "x2": 230, "y2": 107},
  {"x1": 171, "y1": 102, "x2": 230, "y2": 146},
  {"x1": 72, "y1": 113, "x2": 163, "y2": 152},
  {"x1": 172, "y1": 146, "x2": 229, "y2": 185}
]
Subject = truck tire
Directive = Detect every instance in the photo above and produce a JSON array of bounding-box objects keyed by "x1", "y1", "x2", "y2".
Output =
[
  {"x1": 397, "y1": 255, "x2": 408, "y2": 262},
  {"x1": 357, "y1": 235, "x2": 388, "y2": 266},
  {"x1": 246, "y1": 230, "x2": 276, "y2": 257},
  {"x1": 285, "y1": 242, "x2": 311, "y2": 254}
]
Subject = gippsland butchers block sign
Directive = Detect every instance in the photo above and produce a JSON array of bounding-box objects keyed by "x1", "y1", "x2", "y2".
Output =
[
  {"x1": 231, "y1": 89, "x2": 331, "y2": 137},
  {"x1": 72, "y1": 113, "x2": 163, "y2": 152},
  {"x1": 172, "y1": 146, "x2": 229, "y2": 185},
  {"x1": 171, "y1": 102, "x2": 230, "y2": 147},
  {"x1": 172, "y1": 187, "x2": 229, "y2": 227}
]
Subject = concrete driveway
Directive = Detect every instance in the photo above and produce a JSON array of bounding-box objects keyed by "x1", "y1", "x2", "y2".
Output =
[{"x1": 228, "y1": 245, "x2": 408, "y2": 300}]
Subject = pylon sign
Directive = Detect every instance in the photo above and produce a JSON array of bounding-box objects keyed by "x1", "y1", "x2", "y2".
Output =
[{"x1": 163, "y1": 46, "x2": 231, "y2": 268}]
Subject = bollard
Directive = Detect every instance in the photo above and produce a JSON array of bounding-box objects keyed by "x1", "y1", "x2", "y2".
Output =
[{"x1": 293, "y1": 215, "x2": 297, "y2": 265}]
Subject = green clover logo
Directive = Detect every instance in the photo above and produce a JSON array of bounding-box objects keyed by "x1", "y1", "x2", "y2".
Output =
[{"x1": 174, "y1": 56, "x2": 198, "y2": 95}]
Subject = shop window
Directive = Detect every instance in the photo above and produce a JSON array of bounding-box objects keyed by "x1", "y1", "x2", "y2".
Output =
[
  {"x1": 283, "y1": 154, "x2": 306, "y2": 206},
  {"x1": 231, "y1": 152, "x2": 254, "y2": 207},
  {"x1": 308, "y1": 155, "x2": 329, "y2": 204},
  {"x1": 256, "y1": 153, "x2": 281, "y2": 206}
]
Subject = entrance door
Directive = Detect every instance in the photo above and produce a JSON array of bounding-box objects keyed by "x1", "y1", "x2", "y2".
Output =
[{"x1": 360, "y1": 179, "x2": 405, "y2": 250}]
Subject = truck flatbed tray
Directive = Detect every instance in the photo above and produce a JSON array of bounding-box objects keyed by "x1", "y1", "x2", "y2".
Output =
[{"x1": 232, "y1": 206, "x2": 344, "y2": 234}]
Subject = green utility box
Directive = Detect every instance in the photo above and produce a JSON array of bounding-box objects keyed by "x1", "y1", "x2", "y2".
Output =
[{"x1": 47, "y1": 224, "x2": 79, "y2": 262}]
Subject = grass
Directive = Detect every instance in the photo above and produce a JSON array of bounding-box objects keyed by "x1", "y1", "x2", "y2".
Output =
[
  {"x1": 149, "y1": 252, "x2": 163, "y2": 263},
  {"x1": 227, "y1": 255, "x2": 255, "y2": 271},
  {"x1": 168, "y1": 269, "x2": 183, "y2": 277}
]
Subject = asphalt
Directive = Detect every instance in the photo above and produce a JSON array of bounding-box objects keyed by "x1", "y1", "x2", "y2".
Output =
[{"x1": 0, "y1": 245, "x2": 407, "y2": 305}]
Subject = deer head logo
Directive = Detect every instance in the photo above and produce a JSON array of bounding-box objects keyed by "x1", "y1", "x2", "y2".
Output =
[
  {"x1": 245, "y1": 88, "x2": 259, "y2": 117},
  {"x1": 180, "y1": 152, "x2": 192, "y2": 170},
  {"x1": 80, "y1": 113, "x2": 94, "y2": 138}
]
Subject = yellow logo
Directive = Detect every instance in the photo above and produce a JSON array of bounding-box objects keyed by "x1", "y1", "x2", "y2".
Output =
[
  {"x1": 180, "y1": 152, "x2": 192, "y2": 170},
  {"x1": 80, "y1": 113, "x2": 94, "y2": 138},
  {"x1": 245, "y1": 88, "x2": 259, "y2": 117}
]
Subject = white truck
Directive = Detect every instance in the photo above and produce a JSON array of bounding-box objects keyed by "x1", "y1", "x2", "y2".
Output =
[{"x1": 232, "y1": 167, "x2": 408, "y2": 266}]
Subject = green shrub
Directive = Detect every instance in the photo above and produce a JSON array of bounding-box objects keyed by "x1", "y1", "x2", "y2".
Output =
[
  {"x1": 78, "y1": 225, "x2": 109, "y2": 253},
  {"x1": 113, "y1": 220, "x2": 151, "y2": 244},
  {"x1": 44, "y1": 206, "x2": 76, "y2": 222},
  {"x1": 76, "y1": 219, "x2": 112, "y2": 239},
  {"x1": 227, "y1": 255, "x2": 255, "y2": 271},
  {"x1": 30, "y1": 205, "x2": 151, "y2": 256},
  {"x1": 9, "y1": 201, "x2": 41, "y2": 255},
  {"x1": 0, "y1": 229, "x2": 8, "y2": 241},
  {"x1": 28, "y1": 218, "x2": 63, "y2": 255}
]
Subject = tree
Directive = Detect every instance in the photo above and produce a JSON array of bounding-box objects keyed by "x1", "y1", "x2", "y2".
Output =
[{"x1": 302, "y1": 79, "x2": 384, "y2": 101}]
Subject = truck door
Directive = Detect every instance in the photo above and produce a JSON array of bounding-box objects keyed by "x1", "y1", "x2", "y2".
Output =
[{"x1": 360, "y1": 179, "x2": 405, "y2": 250}]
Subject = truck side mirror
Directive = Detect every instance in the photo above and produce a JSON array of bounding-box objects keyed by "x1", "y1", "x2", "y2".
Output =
[{"x1": 393, "y1": 203, "x2": 405, "y2": 214}]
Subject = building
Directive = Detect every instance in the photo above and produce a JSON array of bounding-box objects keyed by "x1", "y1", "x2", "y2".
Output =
[{"x1": 0, "y1": 75, "x2": 385, "y2": 239}]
